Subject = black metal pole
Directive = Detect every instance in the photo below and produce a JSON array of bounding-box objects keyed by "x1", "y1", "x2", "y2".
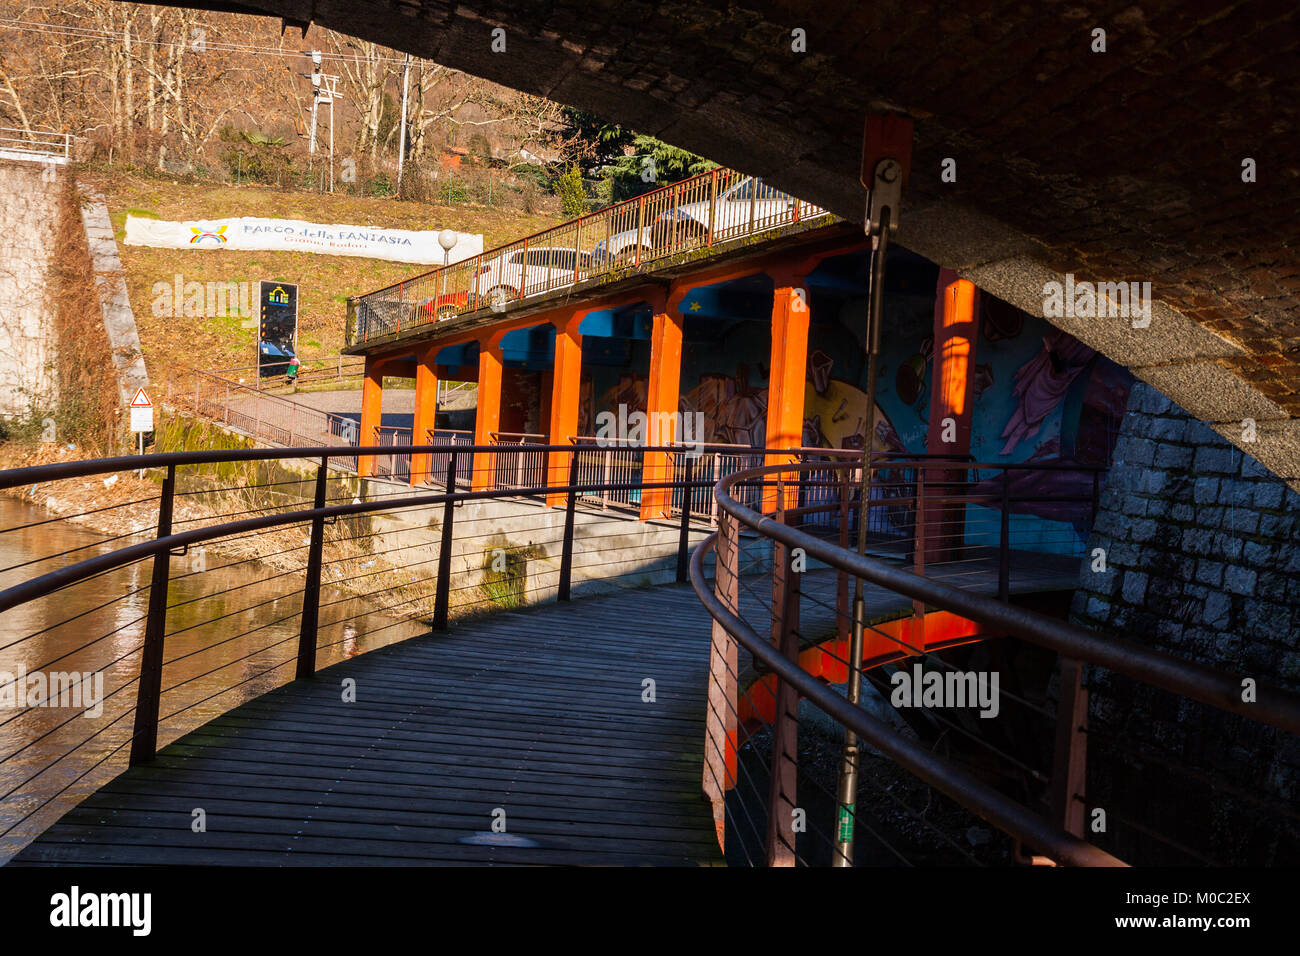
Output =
[
  {"x1": 834, "y1": 204, "x2": 890, "y2": 866},
  {"x1": 999, "y1": 470, "x2": 1011, "y2": 604},
  {"x1": 558, "y1": 452, "x2": 578, "y2": 601},
  {"x1": 130, "y1": 463, "x2": 176, "y2": 766},
  {"x1": 433, "y1": 451, "x2": 457, "y2": 630},
  {"x1": 676, "y1": 456, "x2": 696, "y2": 583},
  {"x1": 296, "y1": 457, "x2": 329, "y2": 678}
]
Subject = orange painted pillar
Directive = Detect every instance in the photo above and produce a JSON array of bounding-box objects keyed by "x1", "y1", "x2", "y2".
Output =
[
  {"x1": 410, "y1": 344, "x2": 439, "y2": 486},
  {"x1": 472, "y1": 333, "x2": 506, "y2": 492},
  {"x1": 357, "y1": 356, "x2": 384, "y2": 479},
  {"x1": 640, "y1": 290, "x2": 684, "y2": 521},
  {"x1": 546, "y1": 313, "x2": 584, "y2": 507},
  {"x1": 925, "y1": 269, "x2": 979, "y2": 563},
  {"x1": 763, "y1": 270, "x2": 810, "y2": 513}
]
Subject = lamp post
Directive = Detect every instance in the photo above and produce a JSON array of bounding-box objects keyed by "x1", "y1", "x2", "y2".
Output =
[{"x1": 438, "y1": 229, "x2": 457, "y2": 316}]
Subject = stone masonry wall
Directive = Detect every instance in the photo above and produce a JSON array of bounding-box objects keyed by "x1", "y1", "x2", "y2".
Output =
[
  {"x1": 1070, "y1": 380, "x2": 1299, "y2": 864},
  {"x1": 0, "y1": 159, "x2": 60, "y2": 419}
]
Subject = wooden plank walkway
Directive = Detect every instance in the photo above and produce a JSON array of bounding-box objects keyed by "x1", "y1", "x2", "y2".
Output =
[{"x1": 11, "y1": 551, "x2": 1081, "y2": 867}]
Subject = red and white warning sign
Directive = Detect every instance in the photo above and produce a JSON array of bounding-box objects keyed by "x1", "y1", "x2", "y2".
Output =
[{"x1": 129, "y1": 388, "x2": 153, "y2": 433}]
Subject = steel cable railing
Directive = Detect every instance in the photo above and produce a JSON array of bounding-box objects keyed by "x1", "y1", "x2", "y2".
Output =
[
  {"x1": 352, "y1": 167, "x2": 833, "y2": 343},
  {"x1": 689, "y1": 459, "x2": 1300, "y2": 867},
  {"x1": 0, "y1": 442, "x2": 757, "y2": 858}
]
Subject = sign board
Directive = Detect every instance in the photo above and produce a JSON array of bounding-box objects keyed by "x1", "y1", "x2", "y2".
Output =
[
  {"x1": 258, "y1": 280, "x2": 299, "y2": 377},
  {"x1": 129, "y1": 388, "x2": 153, "y2": 433},
  {"x1": 123, "y1": 215, "x2": 483, "y2": 265}
]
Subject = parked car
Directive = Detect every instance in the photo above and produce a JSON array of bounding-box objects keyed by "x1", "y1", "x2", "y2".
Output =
[
  {"x1": 467, "y1": 246, "x2": 593, "y2": 310},
  {"x1": 590, "y1": 177, "x2": 799, "y2": 267}
]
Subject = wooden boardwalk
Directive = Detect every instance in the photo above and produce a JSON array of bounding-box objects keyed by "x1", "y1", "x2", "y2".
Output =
[{"x1": 11, "y1": 551, "x2": 1081, "y2": 867}]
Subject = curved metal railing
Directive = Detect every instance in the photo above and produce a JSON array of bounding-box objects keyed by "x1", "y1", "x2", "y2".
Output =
[
  {"x1": 689, "y1": 459, "x2": 1300, "y2": 867},
  {"x1": 0, "y1": 442, "x2": 724, "y2": 860}
]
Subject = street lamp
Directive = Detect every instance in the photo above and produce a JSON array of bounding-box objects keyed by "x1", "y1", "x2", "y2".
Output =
[{"x1": 438, "y1": 230, "x2": 458, "y2": 317}]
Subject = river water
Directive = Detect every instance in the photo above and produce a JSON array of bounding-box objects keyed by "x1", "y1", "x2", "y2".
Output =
[{"x1": 0, "y1": 497, "x2": 426, "y2": 863}]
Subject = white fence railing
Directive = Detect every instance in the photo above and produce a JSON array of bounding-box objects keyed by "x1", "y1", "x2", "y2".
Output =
[{"x1": 0, "y1": 127, "x2": 72, "y2": 163}]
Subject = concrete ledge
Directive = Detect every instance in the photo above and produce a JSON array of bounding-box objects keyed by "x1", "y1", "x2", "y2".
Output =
[
  {"x1": 77, "y1": 185, "x2": 148, "y2": 408},
  {"x1": 1137, "y1": 361, "x2": 1289, "y2": 426}
]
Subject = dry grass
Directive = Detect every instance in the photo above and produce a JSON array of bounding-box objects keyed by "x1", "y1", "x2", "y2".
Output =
[{"x1": 76, "y1": 167, "x2": 564, "y2": 388}]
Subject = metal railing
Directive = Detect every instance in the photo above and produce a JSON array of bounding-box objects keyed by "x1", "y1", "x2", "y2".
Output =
[
  {"x1": 353, "y1": 167, "x2": 832, "y2": 342},
  {"x1": 201, "y1": 357, "x2": 367, "y2": 392},
  {"x1": 0, "y1": 441, "x2": 725, "y2": 858},
  {"x1": 3, "y1": 445, "x2": 1284, "y2": 865},
  {"x1": 185, "y1": 367, "x2": 341, "y2": 451},
  {"x1": 0, "y1": 127, "x2": 72, "y2": 162},
  {"x1": 689, "y1": 459, "x2": 1300, "y2": 867}
]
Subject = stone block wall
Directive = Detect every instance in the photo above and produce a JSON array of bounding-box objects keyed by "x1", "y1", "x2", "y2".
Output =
[
  {"x1": 1070, "y1": 381, "x2": 1299, "y2": 864},
  {"x1": 0, "y1": 159, "x2": 61, "y2": 420}
]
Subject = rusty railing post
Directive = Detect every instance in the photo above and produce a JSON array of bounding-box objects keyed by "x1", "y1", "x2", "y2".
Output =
[
  {"x1": 706, "y1": 168, "x2": 718, "y2": 244},
  {"x1": 837, "y1": 462, "x2": 850, "y2": 640},
  {"x1": 1050, "y1": 657, "x2": 1089, "y2": 838},
  {"x1": 296, "y1": 457, "x2": 329, "y2": 678},
  {"x1": 912, "y1": 467, "x2": 926, "y2": 638},
  {"x1": 766, "y1": 505, "x2": 801, "y2": 867},
  {"x1": 704, "y1": 511, "x2": 740, "y2": 853},
  {"x1": 129, "y1": 463, "x2": 176, "y2": 766},
  {"x1": 635, "y1": 195, "x2": 645, "y2": 266},
  {"x1": 433, "y1": 450, "x2": 458, "y2": 630}
]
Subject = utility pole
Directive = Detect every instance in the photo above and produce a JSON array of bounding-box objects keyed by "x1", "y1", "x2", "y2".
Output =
[
  {"x1": 307, "y1": 50, "x2": 322, "y2": 165},
  {"x1": 321, "y1": 73, "x2": 340, "y2": 193},
  {"x1": 832, "y1": 114, "x2": 912, "y2": 868},
  {"x1": 396, "y1": 53, "x2": 411, "y2": 196}
]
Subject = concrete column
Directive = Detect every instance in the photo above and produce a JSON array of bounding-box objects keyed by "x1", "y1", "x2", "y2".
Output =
[
  {"x1": 410, "y1": 343, "x2": 439, "y2": 486},
  {"x1": 763, "y1": 270, "x2": 810, "y2": 513},
  {"x1": 640, "y1": 290, "x2": 684, "y2": 521},
  {"x1": 472, "y1": 333, "x2": 506, "y2": 492},
  {"x1": 357, "y1": 356, "x2": 384, "y2": 479},
  {"x1": 547, "y1": 313, "x2": 584, "y2": 507},
  {"x1": 925, "y1": 269, "x2": 979, "y2": 562}
]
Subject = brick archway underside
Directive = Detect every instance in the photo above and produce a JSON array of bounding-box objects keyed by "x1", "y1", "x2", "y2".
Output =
[{"x1": 177, "y1": 0, "x2": 1299, "y2": 483}]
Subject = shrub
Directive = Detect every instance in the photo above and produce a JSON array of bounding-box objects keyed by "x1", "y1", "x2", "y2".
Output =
[{"x1": 553, "y1": 164, "x2": 586, "y2": 217}]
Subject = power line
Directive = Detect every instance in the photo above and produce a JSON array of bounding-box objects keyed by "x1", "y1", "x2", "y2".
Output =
[{"x1": 0, "y1": 17, "x2": 419, "y2": 66}]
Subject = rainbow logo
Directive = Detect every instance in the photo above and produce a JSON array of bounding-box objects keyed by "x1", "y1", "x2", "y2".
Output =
[{"x1": 189, "y1": 224, "x2": 228, "y2": 245}]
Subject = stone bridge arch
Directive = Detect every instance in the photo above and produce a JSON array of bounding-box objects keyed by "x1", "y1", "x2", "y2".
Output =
[{"x1": 180, "y1": 0, "x2": 1298, "y2": 485}]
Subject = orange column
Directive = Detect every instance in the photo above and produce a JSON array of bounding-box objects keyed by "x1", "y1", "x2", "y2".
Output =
[
  {"x1": 546, "y1": 313, "x2": 584, "y2": 507},
  {"x1": 763, "y1": 271, "x2": 810, "y2": 512},
  {"x1": 925, "y1": 269, "x2": 979, "y2": 562},
  {"x1": 357, "y1": 356, "x2": 384, "y2": 479},
  {"x1": 640, "y1": 290, "x2": 684, "y2": 521},
  {"x1": 472, "y1": 333, "x2": 505, "y2": 492},
  {"x1": 410, "y1": 344, "x2": 439, "y2": 486}
]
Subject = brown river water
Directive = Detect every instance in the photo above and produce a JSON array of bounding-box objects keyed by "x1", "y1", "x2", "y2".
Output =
[{"x1": 0, "y1": 497, "x2": 426, "y2": 863}]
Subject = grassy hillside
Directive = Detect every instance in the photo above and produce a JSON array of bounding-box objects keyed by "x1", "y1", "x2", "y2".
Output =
[{"x1": 79, "y1": 168, "x2": 563, "y2": 387}]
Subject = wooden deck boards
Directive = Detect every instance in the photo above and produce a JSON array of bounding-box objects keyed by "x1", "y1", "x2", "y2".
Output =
[{"x1": 11, "y1": 551, "x2": 1080, "y2": 867}]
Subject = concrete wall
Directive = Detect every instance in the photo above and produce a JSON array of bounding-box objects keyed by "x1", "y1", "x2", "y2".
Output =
[
  {"x1": 1070, "y1": 381, "x2": 1299, "y2": 864},
  {"x1": 0, "y1": 159, "x2": 60, "y2": 419},
  {"x1": 362, "y1": 477, "x2": 730, "y2": 613}
]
